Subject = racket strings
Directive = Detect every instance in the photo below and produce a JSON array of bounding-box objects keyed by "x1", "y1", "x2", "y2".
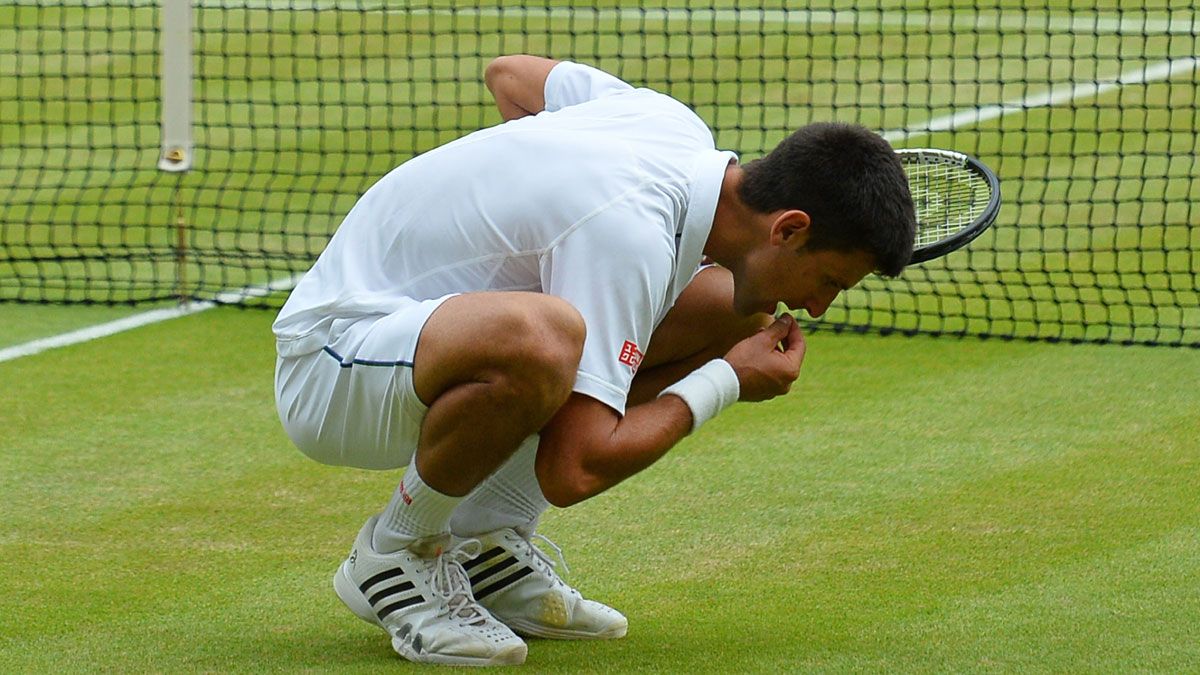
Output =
[{"x1": 906, "y1": 163, "x2": 990, "y2": 247}]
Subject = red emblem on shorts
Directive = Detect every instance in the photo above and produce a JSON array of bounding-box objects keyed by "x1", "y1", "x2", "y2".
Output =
[{"x1": 618, "y1": 340, "x2": 643, "y2": 372}]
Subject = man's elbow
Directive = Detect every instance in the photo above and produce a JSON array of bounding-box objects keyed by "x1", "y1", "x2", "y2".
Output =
[
  {"x1": 484, "y1": 55, "x2": 526, "y2": 95},
  {"x1": 537, "y1": 450, "x2": 603, "y2": 509},
  {"x1": 541, "y1": 470, "x2": 599, "y2": 509},
  {"x1": 483, "y1": 57, "x2": 507, "y2": 94}
]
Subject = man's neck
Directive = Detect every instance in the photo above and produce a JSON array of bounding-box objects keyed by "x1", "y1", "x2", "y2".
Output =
[{"x1": 703, "y1": 163, "x2": 753, "y2": 267}]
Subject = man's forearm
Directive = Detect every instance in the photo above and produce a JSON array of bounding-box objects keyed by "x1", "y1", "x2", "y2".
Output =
[
  {"x1": 535, "y1": 316, "x2": 803, "y2": 508},
  {"x1": 536, "y1": 393, "x2": 693, "y2": 508}
]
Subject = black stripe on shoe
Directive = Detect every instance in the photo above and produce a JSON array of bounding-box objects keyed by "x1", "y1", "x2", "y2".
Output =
[
  {"x1": 461, "y1": 546, "x2": 506, "y2": 572},
  {"x1": 468, "y1": 555, "x2": 518, "y2": 588},
  {"x1": 376, "y1": 593, "x2": 424, "y2": 621},
  {"x1": 473, "y1": 566, "x2": 535, "y2": 600},
  {"x1": 358, "y1": 567, "x2": 408, "y2": 593},
  {"x1": 368, "y1": 580, "x2": 416, "y2": 607}
]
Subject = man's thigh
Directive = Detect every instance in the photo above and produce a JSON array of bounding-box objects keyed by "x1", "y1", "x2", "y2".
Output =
[
  {"x1": 276, "y1": 291, "x2": 582, "y2": 470},
  {"x1": 409, "y1": 291, "x2": 584, "y2": 408},
  {"x1": 275, "y1": 294, "x2": 455, "y2": 470}
]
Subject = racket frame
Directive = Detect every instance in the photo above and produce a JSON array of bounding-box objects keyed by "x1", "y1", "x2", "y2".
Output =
[{"x1": 898, "y1": 148, "x2": 1001, "y2": 265}]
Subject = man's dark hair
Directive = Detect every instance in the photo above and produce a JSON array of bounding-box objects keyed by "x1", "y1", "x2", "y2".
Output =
[{"x1": 737, "y1": 122, "x2": 916, "y2": 277}]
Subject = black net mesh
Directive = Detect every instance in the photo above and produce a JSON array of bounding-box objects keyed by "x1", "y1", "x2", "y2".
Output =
[{"x1": 2, "y1": 1, "x2": 1197, "y2": 347}]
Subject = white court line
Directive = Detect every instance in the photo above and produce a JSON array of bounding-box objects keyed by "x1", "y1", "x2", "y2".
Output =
[
  {"x1": 885, "y1": 56, "x2": 1200, "y2": 142},
  {"x1": 0, "y1": 303, "x2": 216, "y2": 363},
  {"x1": 0, "y1": 274, "x2": 301, "y2": 364},
  {"x1": 27, "y1": 2, "x2": 1200, "y2": 36}
]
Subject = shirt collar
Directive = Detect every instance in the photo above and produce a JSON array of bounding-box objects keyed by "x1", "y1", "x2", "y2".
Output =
[{"x1": 671, "y1": 150, "x2": 738, "y2": 301}]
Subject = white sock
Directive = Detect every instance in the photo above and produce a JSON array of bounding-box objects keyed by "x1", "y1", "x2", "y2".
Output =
[
  {"x1": 450, "y1": 434, "x2": 550, "y2": 538},
  {"x1": 373, "y1": 455, "x2": 464, "y2": 554}
]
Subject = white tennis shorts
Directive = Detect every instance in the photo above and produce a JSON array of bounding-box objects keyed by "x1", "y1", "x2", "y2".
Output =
[{"x1": 274, "y1": 294, "x2": 456, "y2": 470}]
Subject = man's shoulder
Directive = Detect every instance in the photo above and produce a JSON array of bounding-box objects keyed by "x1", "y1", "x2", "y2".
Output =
[
  {"x1": 603, "y1": 86, "x2": 711, "y2": 132},
  {"x1": 538, "y1": 70, "x2": 713, "y2": 144}
]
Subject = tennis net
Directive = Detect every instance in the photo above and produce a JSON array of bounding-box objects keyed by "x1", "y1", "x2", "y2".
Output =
[{"x1": 1, "y1": 1, "x2": 1197, "y2": 347}]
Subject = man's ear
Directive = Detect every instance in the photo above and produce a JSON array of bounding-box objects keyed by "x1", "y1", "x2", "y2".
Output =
[{"x1": 769, "y1": 210, "x2": 811, "y2": 251}]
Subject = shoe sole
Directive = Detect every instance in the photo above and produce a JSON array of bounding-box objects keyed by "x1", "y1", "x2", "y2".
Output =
[
  {"x1": 333, "y1": 561, "x2": 527, "y2": 666},
  {"x1": 504, "y1": 617, "x2": 629, "y2": 641}
]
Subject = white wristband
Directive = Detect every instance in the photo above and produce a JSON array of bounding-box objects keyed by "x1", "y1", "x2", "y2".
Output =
[{"x1": 658, "y1": 359, "x2": 740, "y2": 434}]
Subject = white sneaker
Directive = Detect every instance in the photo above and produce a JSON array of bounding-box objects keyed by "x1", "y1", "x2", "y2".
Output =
[
  {"x1": 333, "y1": 516, "x2": 528, "y2": 666},
  {"x1": 463, "y1": 529, "x2": 628, "y2": 640}
]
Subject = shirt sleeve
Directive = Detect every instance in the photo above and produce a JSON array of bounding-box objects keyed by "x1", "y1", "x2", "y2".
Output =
[
  {"x1": 543, "y1": 61, "x2": 635, "y2": 113},
  {"x1": 541, "y1": 216, "x2": 674, "y2": 416}
]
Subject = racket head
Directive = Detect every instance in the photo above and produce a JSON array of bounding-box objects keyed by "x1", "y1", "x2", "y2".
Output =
[{"x1": 897, "y1": 148, "x2": 1001, "y2": 265}]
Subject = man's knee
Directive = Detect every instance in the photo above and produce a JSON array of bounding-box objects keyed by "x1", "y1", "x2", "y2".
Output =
[
  {"x1": 722, "y1": 311, "x2": 774, "y2": 353},
  {"x1": 644, "y1": 266, "x2": 772, "y2": 368},
  {"x1": 495, "y1": 296, "x2": 586, "y2": 404}
]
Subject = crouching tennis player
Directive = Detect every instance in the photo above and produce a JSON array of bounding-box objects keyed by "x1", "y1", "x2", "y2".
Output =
[{"x1": 274, "y1": 55, "x2": 916, "y2": 666}]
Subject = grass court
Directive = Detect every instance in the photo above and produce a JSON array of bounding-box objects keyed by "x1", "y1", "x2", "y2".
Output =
[{"x1": 2, "y1": 1, "x2": 1198, "y2": 671}]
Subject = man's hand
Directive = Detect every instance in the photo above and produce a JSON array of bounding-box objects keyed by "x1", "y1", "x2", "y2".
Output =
[{"x1": 722, "y1": 313, "x2": 806, "y2": 402}]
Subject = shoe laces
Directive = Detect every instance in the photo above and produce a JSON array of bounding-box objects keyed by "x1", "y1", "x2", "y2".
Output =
[
  {"x1": 430, "y1": 538, "x2": 489, "y2": 625},
  {"x1": 521, "y1": 532, "x2": 574, "y2": 592}
]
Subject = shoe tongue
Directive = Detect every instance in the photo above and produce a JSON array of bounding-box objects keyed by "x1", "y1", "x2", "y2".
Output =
[
  {"x1": 513, "y1": 522, "x2": 538, "y2": 539},
  {"x1": 407, "y1": 533, "x2": 451, "y2": 559}
]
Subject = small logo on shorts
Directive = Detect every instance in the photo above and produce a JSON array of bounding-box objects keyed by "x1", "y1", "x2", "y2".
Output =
[
  {"x1": 618, "y1": 340, "x2": 643, "y2": 372},
  {"x1": 399, "y1": 482, "x2": 413, "y2": 505}
]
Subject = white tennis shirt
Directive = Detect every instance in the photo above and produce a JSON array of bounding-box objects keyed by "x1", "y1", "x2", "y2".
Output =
[{"x1": 274, "y1": 61, "x2": 737, "y2": 414}]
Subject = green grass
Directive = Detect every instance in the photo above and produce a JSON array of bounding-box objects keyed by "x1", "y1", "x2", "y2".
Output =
[
  {"x1": 2, "y1": 3, "x2": 1197, "y2": 670},
  {"x1": 2, "y1": 308, "x2": 1198, "y2": 672},
  {"x1": 1, "y1": 1, "x2": 1198, "y2": 345}
]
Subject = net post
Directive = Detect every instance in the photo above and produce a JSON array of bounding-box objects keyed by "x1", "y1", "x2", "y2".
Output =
[
  {"x1": 159, "y1": 0, "x2": 193, "y2": 173},
  {"x1": 159, "y1": 0, "x2": 193, "y2": 304}
]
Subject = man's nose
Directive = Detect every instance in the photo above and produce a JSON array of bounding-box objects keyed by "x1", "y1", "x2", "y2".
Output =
[
  {"x1": 805, "y1": 298, "x2": 830, "y2": 318},
  {"x1": 805, "y1": 289, "x2": 840, "y2": 318}
]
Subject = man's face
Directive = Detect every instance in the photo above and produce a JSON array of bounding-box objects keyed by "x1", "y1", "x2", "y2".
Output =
[{"x1": 732, "y1": 244, "x2": 877, "y2": 318}]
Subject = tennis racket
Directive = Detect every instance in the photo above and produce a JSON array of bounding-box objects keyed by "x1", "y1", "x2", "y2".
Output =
[{"x1": 897, "y1": 148, "x2": 1001, "y2": 265}]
